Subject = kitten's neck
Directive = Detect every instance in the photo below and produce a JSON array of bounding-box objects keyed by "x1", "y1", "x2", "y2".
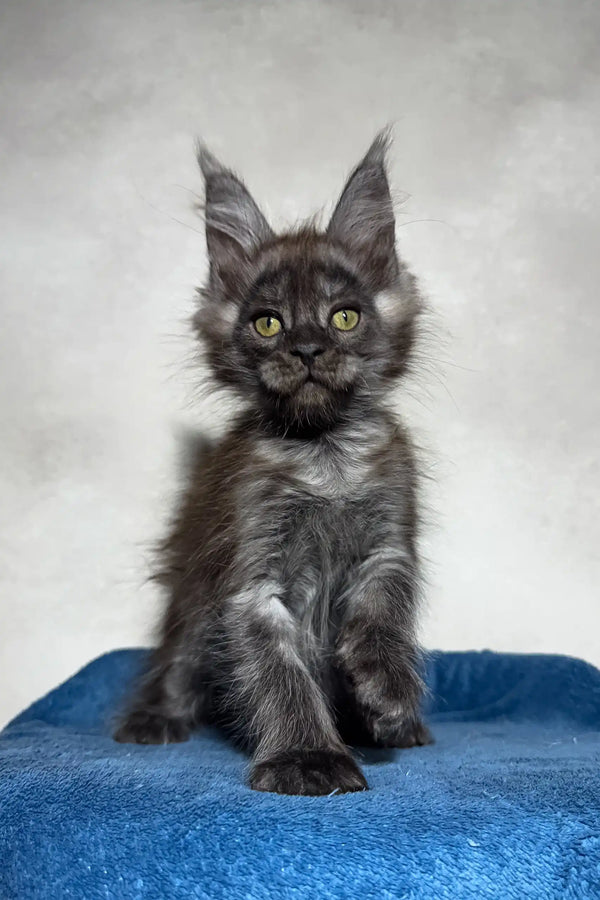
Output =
[
  {"x1": 247, "y1": 401, "x2": 394, "y2": 500},
  {"x1": 246, "y1": 398, "x2": 390, "y2": 443}
]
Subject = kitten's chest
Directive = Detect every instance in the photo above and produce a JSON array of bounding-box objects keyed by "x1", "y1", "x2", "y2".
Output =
[
  {"x1": 288, "y1": 440, "x2": 373, "y2": 500},
  {"x1": 256, "y1": 425, "x2": 379, "y2": 501},
  {"x1": 243, "y1": 423, "x2": 403, "y2": 621},
  {"x1": 278, "y1": 493, "x2": 373, "y2": 625},
  {"x1": 250, "y1": 426, "x2": 395, "y2": 566}
]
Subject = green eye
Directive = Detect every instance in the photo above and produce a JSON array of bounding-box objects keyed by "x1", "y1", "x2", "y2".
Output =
[
  {"x1": 331, "y1": 308, "x2": 360, "y2": 331},
  {"x1": 254, "y1": 315, "x2": 282, "y2": 337}
]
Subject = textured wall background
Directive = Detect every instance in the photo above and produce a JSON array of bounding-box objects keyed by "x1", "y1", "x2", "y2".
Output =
[{"x1": 1, "y1": 0, "x2": 599, "y2": 726}]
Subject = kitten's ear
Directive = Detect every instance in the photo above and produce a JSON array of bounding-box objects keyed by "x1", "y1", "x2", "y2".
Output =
[
  {"x1": 326, "y1": 131, "x2": 398, "y2": 288},
  {"x1": 197, "y1": 144, "x2": 274, "y2": 290}
]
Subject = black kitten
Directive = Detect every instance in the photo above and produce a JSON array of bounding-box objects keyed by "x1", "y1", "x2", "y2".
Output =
[{"x1": 114, "y1": 133, "x2": 432, "y2": 795}]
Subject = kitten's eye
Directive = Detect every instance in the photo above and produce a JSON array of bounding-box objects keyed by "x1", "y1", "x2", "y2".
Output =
[
  {"x1": 254, "y1": 315, "x2": 282, "y2": 337},
  {"x1": 331, "y1": 309, "x2": 360, "y2": 331}
]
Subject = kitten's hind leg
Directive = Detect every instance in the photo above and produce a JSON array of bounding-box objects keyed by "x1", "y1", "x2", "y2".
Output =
[
  {"x1": 113, "y1": 647, "x2": 205, "y2": 745},
  {"x1": 114, "y1": 707, "x2": 190, "y2": 745}
]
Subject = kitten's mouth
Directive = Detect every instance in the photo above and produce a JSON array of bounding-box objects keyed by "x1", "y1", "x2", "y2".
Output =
[
  {"x1": 299, "y1": 375, "x2": 325, "y2": 391},
  {"x1": 303, "y1": 369, "x2": 336, "y2": 388},
  {"x1": 301, "y1": 372, "x2": 331, "y2": 393},
  {"x1": 301, "y1": 370, "x2": 351, "y2": 396},
  {"x1": 294, "y1": 373, "x2": 329, "y2": 397}
]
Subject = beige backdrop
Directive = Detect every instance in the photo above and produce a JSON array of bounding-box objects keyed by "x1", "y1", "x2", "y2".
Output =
[{"x1": 1, "y1": 0, "x2": 599, "y2": 726}]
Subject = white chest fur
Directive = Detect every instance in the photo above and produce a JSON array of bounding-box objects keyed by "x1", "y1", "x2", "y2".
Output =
[{"x1": 258, "y1": 419, "x2": 390, "y2": 500}]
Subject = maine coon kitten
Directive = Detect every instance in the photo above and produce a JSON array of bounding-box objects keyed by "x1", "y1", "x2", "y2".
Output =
[{"x1": 114, "y1": 133, "x2": 432, "y2": 795}]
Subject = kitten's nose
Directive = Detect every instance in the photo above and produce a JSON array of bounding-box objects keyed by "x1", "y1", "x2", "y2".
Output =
[{"x1": 291, "y1": 344, "x2": 324, "y2": 367}]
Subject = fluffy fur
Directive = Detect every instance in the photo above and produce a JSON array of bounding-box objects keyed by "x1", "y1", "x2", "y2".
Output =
[{"x1": 114, "y1": 133, "x2": 432, "y2": 795}]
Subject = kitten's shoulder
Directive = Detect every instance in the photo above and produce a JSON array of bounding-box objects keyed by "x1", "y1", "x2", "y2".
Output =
[{"x1": 368, "y1": 411, "x2": 420, "y2": 495}]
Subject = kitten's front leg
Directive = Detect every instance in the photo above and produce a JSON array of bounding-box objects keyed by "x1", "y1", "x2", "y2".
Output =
[
  {"x1": 336, "y1": 552, "x2": 432, "y2": 748},
  {"x1": 222, "y1": 582, "x2": 368, "y2": 795}
]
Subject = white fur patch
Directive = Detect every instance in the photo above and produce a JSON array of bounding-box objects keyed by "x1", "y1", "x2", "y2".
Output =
[
  {"x1": 374, "y1": 289, "x2": 404, "y2": 322},
  {"x1": 258, "y1": 417, "x2": 390, "y2": 500}
]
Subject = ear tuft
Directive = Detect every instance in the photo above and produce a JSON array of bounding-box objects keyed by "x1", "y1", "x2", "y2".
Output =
[
  {"x1": 196, "y1": 142, "x2": 227, "y2": 180},
  {"x1": 360, "y1": 127, "x2": 392, "y2": 167}
]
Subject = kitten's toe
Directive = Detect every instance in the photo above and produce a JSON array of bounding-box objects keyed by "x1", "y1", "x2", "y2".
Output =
[
  {"x1": 250, "y1": 748, "x2": 369, "y2": 796},
  {"x1": 113, "y1": 709, "x2": 190, "y2": 744},
  {"x1": 371, "y1": 714, "x2": 433, "y2": 748}
]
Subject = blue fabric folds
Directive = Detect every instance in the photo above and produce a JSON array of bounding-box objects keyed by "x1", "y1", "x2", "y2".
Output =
[{"x1": 1, "y1": 648, "x2": 599, "y2": 899}]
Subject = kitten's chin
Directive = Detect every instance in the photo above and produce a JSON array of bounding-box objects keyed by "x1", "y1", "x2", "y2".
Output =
[
  {"x1": 259, "y1": 380, "x2": 356, "y2": 435},
  {"x1": 294, "y1": 380, "x2": 331, "y2": 406}
]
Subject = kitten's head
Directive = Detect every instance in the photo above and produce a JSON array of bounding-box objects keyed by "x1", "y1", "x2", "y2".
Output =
[{"x1": 194, "y1": 133, "x2": 421, "y2": 434}]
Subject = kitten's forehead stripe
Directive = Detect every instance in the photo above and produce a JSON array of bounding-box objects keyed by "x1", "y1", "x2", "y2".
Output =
[
  {"x1": 251, "y1": 261, "x2": 359, "y2": 302},
  {"x1": 247, "y1": 261, "x2": 368, "y2": 340},
  {"x1": 252, "y1": 266, "x2": 293, "y2": 293}
]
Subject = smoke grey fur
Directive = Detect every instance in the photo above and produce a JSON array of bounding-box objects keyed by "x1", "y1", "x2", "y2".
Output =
[{"x1": 114, "y1": 132, "x2": 432, "y2": 795}]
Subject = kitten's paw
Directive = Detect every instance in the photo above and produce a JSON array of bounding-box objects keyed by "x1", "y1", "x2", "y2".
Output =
[
  {"x1": 337, "y1": 623, "x2": 424, "y2": 729},
  {"x1": 113, "y1": 710, "x2": 190, "y2": 745},
  {"x1": 250, "y1": 749, "x2": 369, "y2": 796},
  {"x1": 368, "y1": 714, "x2": 433, "y2": 748}
]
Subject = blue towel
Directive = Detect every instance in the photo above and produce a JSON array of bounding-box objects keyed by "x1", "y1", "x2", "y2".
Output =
[{"x1": 1, "y1": 649, "x2": 599, "y2": 899}]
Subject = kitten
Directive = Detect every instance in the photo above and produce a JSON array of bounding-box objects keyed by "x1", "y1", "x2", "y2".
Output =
[{"x1": 114, "y1": 132, "x2": 432, "y2": 795}]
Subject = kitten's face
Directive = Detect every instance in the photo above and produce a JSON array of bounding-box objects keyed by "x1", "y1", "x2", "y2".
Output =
[
  {"x1": 195, "y1": 135, "x2": 420, "y2": 432},
  {"x1": 226, "y1": 242, "x2": 392, "y2": 429}
]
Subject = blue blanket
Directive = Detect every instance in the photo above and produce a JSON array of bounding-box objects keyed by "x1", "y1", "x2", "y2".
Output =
[{"x1": 1, "y1": 649, "x2": 599, "y2": 899}]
